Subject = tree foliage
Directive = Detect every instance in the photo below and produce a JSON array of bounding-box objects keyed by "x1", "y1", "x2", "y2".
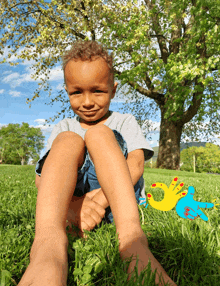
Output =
[
  {"x1": 0, "y1": 0, "x2": 220, "y2": 169},
  {"x1": 180, "y1": 143, "x2": 220, "y2": 173},
  {"x1": 0, "y1": 123, "x2": 45, "y2": 165}
]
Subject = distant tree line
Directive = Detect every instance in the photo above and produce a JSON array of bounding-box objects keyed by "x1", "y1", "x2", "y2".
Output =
[
  {"x1": 180, "y1": 143, "x2": 220, "y2": 174},
  {"x1": 145, "y1": 143, "x2": 220, "y2": 174},
  {"x1": 0, "y1": 123, "x2": 45, "y2": 165}
]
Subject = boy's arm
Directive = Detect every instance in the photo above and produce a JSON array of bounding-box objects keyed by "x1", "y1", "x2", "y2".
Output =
[
  {"x1": 126, "y1": 149, "x2": 145, "y2": 185},
  {"x1": 92, "y1": 149, "x2": 145, "y2": 208},
  {"x1": 35, "y1": 174, "x2": 41, "y2": 189}
]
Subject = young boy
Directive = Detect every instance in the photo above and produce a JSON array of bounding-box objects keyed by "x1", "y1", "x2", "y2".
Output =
[{"x1": 18, "y1": 40, "x2": 176, "y2": 286}]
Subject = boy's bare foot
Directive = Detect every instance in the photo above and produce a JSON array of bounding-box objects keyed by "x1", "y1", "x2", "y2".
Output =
[
  {"x1": 119, "y1": 230, "x2": 177, "y2": 286},
  {"x1": 18, "y1": 236, "x2": 68, "y2": 286},
  {"x1": 18, "y1": 258, "x2": 67, "y2": 286}
]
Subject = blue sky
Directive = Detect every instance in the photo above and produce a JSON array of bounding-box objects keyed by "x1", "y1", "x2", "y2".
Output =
[{"x1": 0, "y1": 52, "x2": 161, "y2": 158}]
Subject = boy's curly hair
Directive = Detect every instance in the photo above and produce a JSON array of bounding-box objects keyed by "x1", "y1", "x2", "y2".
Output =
[{"x1": 62, "y1": 40, "x2": 114, "y2": 85}]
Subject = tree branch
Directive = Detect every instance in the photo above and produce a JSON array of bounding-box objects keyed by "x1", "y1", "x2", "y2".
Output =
[
  {"x1": 144, "y1": 73, "x2": 155, "y2": 91},
  {"x1": 169, "y1": 18, "x2": 182, "y2": 54},
  {"x1": 6, "y1": 1, "x2": 86, "y2": 41},
  {"x1": 125, "y1": 45, "x2": 156, "y2": 94},
  {"x1": 33, "y1": 4, "x2": 86, "y2": 40},
  {"x1": 80, "y1": 1, "x2": 95, "y2": 40},
  {"x1": 114, "y1": 68, "x2": 164, "y2": 105},
  {"x1": 182, "y1": 89, "x2": 204, "y2": 124},
  {"x1": 6, "y1": 1, "x2": 45, "y2": 11},
  {"x1": 149, "y1": 34, "x2": 166, "y2": 39},
  {"x1": 144, "y1": 0, "x2": 169, "y2": 64},
  {"x1": 113, "y1": 60, "x2": 131, "y2": 67}
]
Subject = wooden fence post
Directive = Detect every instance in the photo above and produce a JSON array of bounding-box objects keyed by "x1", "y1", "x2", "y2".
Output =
[{"x1": 193, "y1": 154, "x2": 196, "y2": 173}]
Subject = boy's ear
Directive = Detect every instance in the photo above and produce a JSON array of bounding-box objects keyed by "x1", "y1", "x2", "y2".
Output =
[
  {"x1": 111, "y1": 82, "x2": 118, "y2": 99},
  {"x1": 65, "y1": 86, "x2": 68, "y2": 93}
]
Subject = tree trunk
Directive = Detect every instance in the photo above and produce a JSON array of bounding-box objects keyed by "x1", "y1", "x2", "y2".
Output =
[
  {"x1": 157, "y1": 116, "x2": 183, "y2": 170},
  {"x1": 21, "y1": 158, "x2": 25, "y2": 165}
]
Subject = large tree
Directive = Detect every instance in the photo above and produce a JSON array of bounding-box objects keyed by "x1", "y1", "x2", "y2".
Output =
[
  {"x1": 0, "y1": 123, "x2": 45, "y2": 165},
  {"x1": 0, "y1": 0, "x2": 219, "y2": 169}
]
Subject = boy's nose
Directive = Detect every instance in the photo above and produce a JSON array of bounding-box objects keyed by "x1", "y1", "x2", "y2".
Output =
[{"x1": 82, "y1": 93, "x2": 94, "y2": 107}]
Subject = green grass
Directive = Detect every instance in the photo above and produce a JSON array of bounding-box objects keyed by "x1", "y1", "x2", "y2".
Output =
[{"x1": 0, "y1": 165, "x2": 220, "y2": 285}]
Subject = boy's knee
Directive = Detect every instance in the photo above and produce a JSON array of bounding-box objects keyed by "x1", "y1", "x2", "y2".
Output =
[
  {"x1": 52, "y1": 131, "x2": 85, "y2": 147},
  {"x1": 85, "y1": 125, "x2": 114, "y2": 143},
  {"x1": 51, "y1": 132, "x2": 85, "y2": 167}
]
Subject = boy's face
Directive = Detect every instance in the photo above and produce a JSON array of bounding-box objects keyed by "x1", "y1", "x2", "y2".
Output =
[{"x1": 65, "y1": 57, "x2": 117, "y2": 125}]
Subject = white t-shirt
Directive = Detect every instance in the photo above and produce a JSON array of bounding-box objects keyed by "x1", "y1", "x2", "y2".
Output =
[{"x1": 46, "y1": 111, "x2": 154, "y2": 161}]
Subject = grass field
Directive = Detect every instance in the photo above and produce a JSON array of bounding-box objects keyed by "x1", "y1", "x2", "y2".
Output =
[{"x1": 0, "y1": 165, "x2": 220, "y2": 285}]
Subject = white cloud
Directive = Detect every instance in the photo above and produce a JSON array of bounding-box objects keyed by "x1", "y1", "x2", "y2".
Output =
[
  {"x1": 34, "y1": 119, "x2": 46, "y2": 124},
  {"x1": 34, "y1": 124, "x2": 54, "y2": 134},
  {"x1": 2, "y1": 71, "x2": 11, "y2": 75},
  {"x1": 0, "y1": 120, "x2": 53, "y2": 134},
  {"x1": 2, "y1": 72, "x2": 21, "y2": 83},
  {"x1": 0, "y1": 47, "x2": 27, "y2": 63},
  {"x1": 9, "y1": 90, "x2": 21, "y2": 97},
  {"x1": 48, "y1": 66, "x2": 63, "y2": 81},
  {"x1": 21, "y1": 57, "x2": 39, "y2": 67},
  {"x1": 0, "y1": 46, "x2": 49, "y2": 66},
  {"x1": 2, "y1": 65, "x2": 64, "y2": 88},
  {"x1": 2, "y1": 70, "x2": 36, "y2": 87},
  {"x1": 0, "y1": 89, "x2": 5, "y2": 94},
  {"x1": 33, "y1": 119, "x2": 54, "y2": 134}
]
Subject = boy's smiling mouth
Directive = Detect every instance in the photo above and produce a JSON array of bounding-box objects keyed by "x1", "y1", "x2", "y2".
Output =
[{"x1": 81, "y1": 110, "x2": 98, "y2": 114}]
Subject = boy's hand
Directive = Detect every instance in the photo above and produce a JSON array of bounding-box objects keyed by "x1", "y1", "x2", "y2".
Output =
[
  {"x1": 90, "y1": 187, "x2": 109, "y2": 209},
  {"x1": 67, "y1": 189, "x2": 105, "y2": 236}
]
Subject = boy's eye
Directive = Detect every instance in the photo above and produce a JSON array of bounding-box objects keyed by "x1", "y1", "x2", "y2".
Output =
[
  {"x1": 95, "y1": 90, "x2": 104, "y2": 93},
  {"x1": 70, "y1": 90, "x2": 105, "y2": 95},
  {"x1": 72, "y1": 91, "x2": 81, "y2": 95}
]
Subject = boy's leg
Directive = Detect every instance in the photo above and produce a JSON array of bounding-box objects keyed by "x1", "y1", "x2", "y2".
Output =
[
  {"x1": 18, "y1": 131, "x2": 85, "y2": 286},
  {"x1": 85, "y1": 125, "x2": 143, "y2": 237},
  {"x1": 84, "y1": 125, "x2": 176, "y2": 286}
]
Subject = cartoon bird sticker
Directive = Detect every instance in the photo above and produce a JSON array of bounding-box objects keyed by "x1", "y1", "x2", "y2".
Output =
[
  {"x1": 147, "y1": 177, "x2": 187, "y2": 211},
  {"x1": 176, "y1": 186, "x2": 214, "y2": 221}
]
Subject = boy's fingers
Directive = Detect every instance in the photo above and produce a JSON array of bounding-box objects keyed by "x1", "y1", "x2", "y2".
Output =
[
  {"x1": 93, "y1": 201, "x2": 106, "y2": 218},
  {"x1": 77, "y1": 196, "x2": 106, "y2": 231},
  {"x1": 80, "y1": 216, "x2": 97, "y2": 231},
  {"x1": 80, "y1": 221, "x2": 90, "y2": 231},
  {"x1": 84, "y1": 199, "x2": 106, "y2": 218},
  {"x1": 82, "y1": 207, "x2": 103, "y2": 228},
  {"x1": 85, "y1": 188, "x2": 101, "y2": 200}
]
